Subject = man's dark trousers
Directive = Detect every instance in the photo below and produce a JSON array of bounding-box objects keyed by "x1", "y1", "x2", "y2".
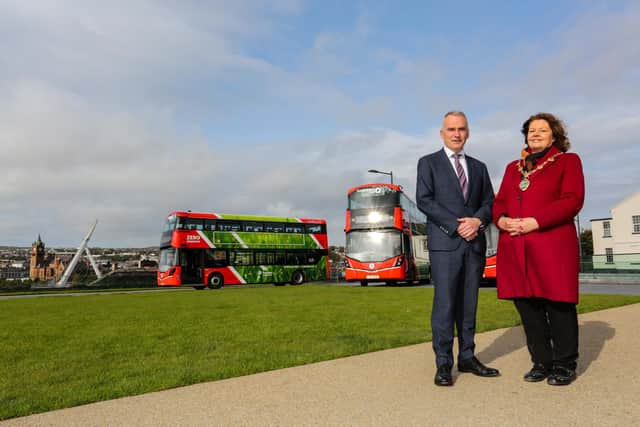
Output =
[{"x1": 430, "y1": 242, "x2": 485, "y2": 368}]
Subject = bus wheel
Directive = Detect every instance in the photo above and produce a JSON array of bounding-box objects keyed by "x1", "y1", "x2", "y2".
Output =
[
  {"x1": 208, "y1": 273, "x2": 224, "y2": 289},
  {"x1": 291, "y1": 271, "x2": 305, "y2": 285},
  {"x1": 360, "y1": 281, "x2": 368, "y2": 287}
]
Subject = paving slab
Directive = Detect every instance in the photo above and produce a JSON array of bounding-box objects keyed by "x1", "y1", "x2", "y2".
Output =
[{"x1": 3, "y1": 304, "x2": 639, "y2": 427}]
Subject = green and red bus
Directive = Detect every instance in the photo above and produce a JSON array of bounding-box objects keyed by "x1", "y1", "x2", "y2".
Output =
[
  {"x1": 344, "y1": 183, "x2": 430, "y2": 286},
  {"x1": 158, "y1": 211, "x2": 329, "y2": 289}
]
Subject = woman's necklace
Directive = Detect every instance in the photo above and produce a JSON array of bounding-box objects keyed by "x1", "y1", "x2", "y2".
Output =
[{"x1": 517, "y1": 152, "x2": 563, "y2": 191}]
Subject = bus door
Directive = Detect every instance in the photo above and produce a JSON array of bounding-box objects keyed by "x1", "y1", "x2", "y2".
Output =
[
  {"x1": 402, "y1": 233, "x2": 414, "y2": 280},
  {"x1": 180, "y1": 249, "x2": 204, "y2": 284}
]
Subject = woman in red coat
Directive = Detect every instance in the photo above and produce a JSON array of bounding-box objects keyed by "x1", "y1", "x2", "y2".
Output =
[{"x1": 493, "y1": 113, "x2": 584, "y2": 386}]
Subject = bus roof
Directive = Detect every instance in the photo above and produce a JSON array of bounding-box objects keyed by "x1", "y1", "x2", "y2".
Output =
[
  {"x1": 347, "y1": 183, "x2": 403, "y2": 196},
  {"x1": 167, "y1": 211, "x2": 326, "y2": 224}
]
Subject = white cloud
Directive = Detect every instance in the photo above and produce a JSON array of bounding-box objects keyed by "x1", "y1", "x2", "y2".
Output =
[
  {"x1": 0, "y1": 1, "x2": 303, "y2": 247},
  {"x1": 0, "y1": 0, "x2": 291, "y2": 114},
  {"x1": 0, "y1": 80, "x2": 221, "y2": 246}
]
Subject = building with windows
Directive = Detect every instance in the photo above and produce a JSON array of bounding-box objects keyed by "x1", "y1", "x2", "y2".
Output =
[
  {"x1": 590, "y1": 192, "x2": 640, "y2": 270},
  {"x1": 0, "y1": 267, "x2": 29, "y2": 280}
]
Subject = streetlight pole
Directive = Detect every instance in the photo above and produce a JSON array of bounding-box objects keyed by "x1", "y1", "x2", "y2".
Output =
[
  {"x1": 576, "y1": 214, "x2": 583, "y2": 272},
  {"x1": 368, "y1": 169, "x2": 394, "y2": 184}
]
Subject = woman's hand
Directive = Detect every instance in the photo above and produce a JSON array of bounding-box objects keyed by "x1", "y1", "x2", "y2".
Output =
[
  {"x1": 516, "y1": 217, "x2": 540, "y2": 235},
  {"x1": 498, "y1": 216, "x2": 539, "y2": 236},
  {"x1": 497, "y1": 216, "x2": 517, "y2": 233}
]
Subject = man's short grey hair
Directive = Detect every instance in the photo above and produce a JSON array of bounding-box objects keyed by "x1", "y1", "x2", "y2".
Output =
[
  {"x1": 442, "y1": 111, "x2": 469, "y2": 131},
  {"x1": 444, "y1": 110, "x2": 468, "y2": 121}
]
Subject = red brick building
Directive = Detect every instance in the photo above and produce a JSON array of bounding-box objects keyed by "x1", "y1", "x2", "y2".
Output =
[{"x1": 29, "y1": 235, "x2": 66, "y2": 282}]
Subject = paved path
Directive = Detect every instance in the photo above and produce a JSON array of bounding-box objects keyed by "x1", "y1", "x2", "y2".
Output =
[{"x1": 3, "y1": 304, "x2": 639, "y2": 426}]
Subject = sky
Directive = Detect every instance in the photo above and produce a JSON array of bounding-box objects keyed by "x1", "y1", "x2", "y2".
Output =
[{"x1": 1, "y1": 0, "x2": 639, "y2": 248}]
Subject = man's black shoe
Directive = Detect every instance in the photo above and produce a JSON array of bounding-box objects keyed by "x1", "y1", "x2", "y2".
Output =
[
  {"x1": 547, "y1": 367, "x2": 576, "y2": 386},
  {"x1": 458, "y1": 356, "x2": 500, "y2": 377},
  {"x1": 434, "y1": 365, "x2": 453, "y2": 386},
  {"x1": 524, "y1": 364, "x2": 550, "y2": 382}
]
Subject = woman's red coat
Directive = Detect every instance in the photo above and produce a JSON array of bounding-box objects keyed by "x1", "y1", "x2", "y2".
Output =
[{"x1": 492, "y1": 146, "x2": 585, "y2": 303}]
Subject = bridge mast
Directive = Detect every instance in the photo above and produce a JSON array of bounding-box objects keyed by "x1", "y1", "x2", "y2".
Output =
[{"x1": 56, "y1": 220, "x2": 102, "y2": 287}]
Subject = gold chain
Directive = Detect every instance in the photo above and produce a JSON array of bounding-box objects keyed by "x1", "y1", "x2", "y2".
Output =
[{"x1": 517, "y1": 152, "x2": 563, "y2": 191}]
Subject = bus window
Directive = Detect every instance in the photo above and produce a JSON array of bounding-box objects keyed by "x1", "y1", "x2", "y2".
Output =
[
  {"x1": 163, "y1": 215, "x2": 177, "y2": 232},
  {"x1": 205, "y1": 249, "x2": 227, "y2": 267},
  {"x1": 285, "y1": 224, "x2": 304, "y2": 233},
  {"x1": 349, "y1": 186, "x2": 400, "y2": 209},
  {"x1": 244, "y1": 222, "x2": 264, "y2": 232},
  {"x1": 306, "y1": 224, "x2": 322, "y2": 233},
  {"x1": 307, "y1": 252, "x2": 319, "y2": 264},
  {"x1": 204, "y1": 219, "x2": 216, "y2": 231},
  {"x1": 179, "y1": 217, "x2": 204, "y2": 230},
  {"x1": 266, "y1": 223, "x2": 284, "y2": 233},
  {"x1": 176, "y1": 217, "x2": 186, "y2": 229},
  {"x1": 274, "y1": 251, "x2": 286, "y2": 264},
  {"x1": 231, "y1": 251, "x2": 253, "y2": 266},
  {"x1": 346, "y1": 230, "x2": 402, "y2": 263},
  {"x1": 403, "y1": 234, "x2": 411, "y2": 258},
  {"x1": 286, "y1": 252, "x2": 306, "y2": 265},
  {"x1": 159, "y1": 248, "x2": 177, "y2": 272},
  {"x1": 255, "y1": 251, "x2": 275, "y2": 265},
  {"x1": 219, "y1": 222, "x2": 241, "y2": 232}
]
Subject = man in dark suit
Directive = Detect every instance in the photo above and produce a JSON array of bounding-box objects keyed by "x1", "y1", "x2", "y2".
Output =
[{"x1": 416, "y1": 111, "x2": 499, "y2": 386}]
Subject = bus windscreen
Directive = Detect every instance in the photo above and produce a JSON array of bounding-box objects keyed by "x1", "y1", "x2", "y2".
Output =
[
  {"x1": 349, "y1": 186, "x2": 399, "y2": 209},
  {"x1": 346, "y1": 230, "x2": 402, "y2": 263}
]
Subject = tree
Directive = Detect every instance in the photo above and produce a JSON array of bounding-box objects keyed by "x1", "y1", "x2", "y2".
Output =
[
  {"x1": 328, "y1": 247, "x2": 343, "y2": 263},
  {"x1": 580, "y1": 229, "x2": 593, "y2": 257}
]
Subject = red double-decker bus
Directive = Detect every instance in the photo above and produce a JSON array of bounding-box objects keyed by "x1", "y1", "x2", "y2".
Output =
[
  {"x1": 157, "y1": 211, "x2": 329, "y2": 289},
  {"x1": 483, "y1": 223, "x2": 498, "y2": 283},
  {"x1": 344, "y1": 183, "x2": 430, "y2": 286}
]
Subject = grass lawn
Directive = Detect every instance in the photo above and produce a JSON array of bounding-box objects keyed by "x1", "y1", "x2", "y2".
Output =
[{"x1": 1, "y1": 285, "x2": 639, "y2": 420}]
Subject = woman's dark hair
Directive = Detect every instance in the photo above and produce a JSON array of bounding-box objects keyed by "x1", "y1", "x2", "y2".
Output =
[{"x1": 521, "y1": 112, "x2": 571, "y2": 152}]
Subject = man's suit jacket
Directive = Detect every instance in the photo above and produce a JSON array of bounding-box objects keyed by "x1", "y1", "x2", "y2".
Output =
[{"x1": 416, "y1": 148, "x2": 494, "y2": 255}]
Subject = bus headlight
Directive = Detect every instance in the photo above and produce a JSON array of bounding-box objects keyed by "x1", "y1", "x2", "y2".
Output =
[{"x1": 368, "y1": 211, "x2": 382, "y2": 223}]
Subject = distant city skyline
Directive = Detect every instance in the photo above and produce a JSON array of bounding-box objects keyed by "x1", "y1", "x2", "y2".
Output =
[{"x1": 1, "y1": 1, "x2": 639, "y2": 247}]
